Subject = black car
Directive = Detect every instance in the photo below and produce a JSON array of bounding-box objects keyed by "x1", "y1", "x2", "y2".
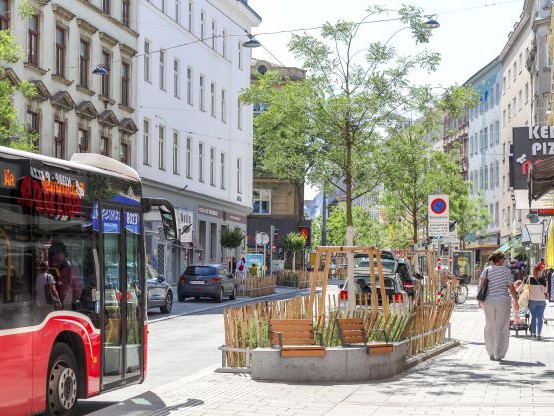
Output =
[
  {"x1": 178, "y1": 264, "x2": 236, "y2": 303},
  {"x1": 146, "y1": 264, "x2": 173, "y2": 314}
]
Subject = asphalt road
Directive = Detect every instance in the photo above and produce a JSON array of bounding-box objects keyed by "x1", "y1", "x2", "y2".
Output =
[{"x1": 75, "y1": 289, "x2": 308, "y2": 415}]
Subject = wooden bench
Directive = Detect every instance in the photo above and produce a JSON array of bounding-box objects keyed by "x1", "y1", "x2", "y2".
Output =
[
  {"x1": 269, "y1": 319, "x2": 325, "y2": 357},
  {"x1": 336, "y1": 318, "x2": 393, "y2": 354}
]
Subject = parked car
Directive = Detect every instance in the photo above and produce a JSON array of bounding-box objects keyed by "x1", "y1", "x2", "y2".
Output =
[
  {"x1": 147, "y1": 264, "x2": 173, "y2": 314},
  {"x1": 104, "y1": 263, "x2": 173, "y2": 314},
  {"x1": 339, "y1": 254, "x2": 407, "y2": 305},
  {"x1": 396, "y1": 258, "x2": 421, "y2": 298},
  {"x1": 178, "y1": 264, "x2": 236, "y2": 303}
]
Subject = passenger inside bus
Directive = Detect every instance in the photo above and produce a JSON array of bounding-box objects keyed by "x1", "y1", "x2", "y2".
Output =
[{"x1": 48, "y1": 242, "x2": 83, "y2": 309}]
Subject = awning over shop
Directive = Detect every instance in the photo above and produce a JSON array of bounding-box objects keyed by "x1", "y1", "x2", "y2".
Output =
[
  {"x1": 497, "y1": 242, "x2": 511, "y2": 253},
  {"x1": 528, "y1": 159, "x2": 554, "y2": 208}
]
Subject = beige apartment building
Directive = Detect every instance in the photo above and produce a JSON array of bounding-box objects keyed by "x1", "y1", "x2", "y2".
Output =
[{"x1": 4, "y1": 0, "x2": 138, "y2": 164}]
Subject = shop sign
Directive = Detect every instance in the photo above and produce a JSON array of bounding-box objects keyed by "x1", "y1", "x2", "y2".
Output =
[
  {"x1": 176, "y1": 209, "x2": 194, "y2": 243},
  {"x1": 224, "y1": 211, "x2": 247, "y2": 224},
  {"x1": 512, "y1": 126, "x2": 554, "y2": 190},
  {"x1": 198, "y1": 204, "x2": 223, "y2": 219}
]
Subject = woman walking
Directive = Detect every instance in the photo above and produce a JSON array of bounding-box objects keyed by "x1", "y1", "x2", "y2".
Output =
[
  {"x1": 478, "y1": 251, "x2": 519, "y2": 361},
  {"x1": 528, "y1": 265, "x2": 548, "y2": 340}
]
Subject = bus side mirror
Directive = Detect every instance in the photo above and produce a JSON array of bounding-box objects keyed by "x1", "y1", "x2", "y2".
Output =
[{"x1": 142, "y1": 197, "x2": 178, "y2": 242}]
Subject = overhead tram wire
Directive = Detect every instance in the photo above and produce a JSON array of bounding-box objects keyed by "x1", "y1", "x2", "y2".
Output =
[{"x1": 80, "y1": 0, "x2": 525, "y2": 72}]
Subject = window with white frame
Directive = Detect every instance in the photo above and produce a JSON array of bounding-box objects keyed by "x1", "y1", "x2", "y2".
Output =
[
  {"x1": 175, "y1": 0, "x2": 181, "y2": 23},
  {"x1": 188, "y1": 1, "x2": 193, "y2": 32},
  {"x1": 159, "y1": 50, "x2": 166, "y2": 90},
  {"x1": 173, "y1": 131, "x2": 179, "y2": 174},
  {"x1": 198, "y1": 142, "x2": 204, "y2": 182},
  {"x1": 220, "y1": 152, "x2": 226, "y2": 189},
  {"x1": 143, "y1": 119, "x2": 150, "y2": 165},
  {"x1": 525, "y1": 83, "x2": 529, "y2": 103},
  {"x1": 174, "y1": 58, "x2": 180, "y2": 98},
  {"x1": 547, "y1": 38, "x2": 553, "y2": 67},
  {"x1": 144, "y1": 40, "x2": 151, "y2": 82},
  {"x1": 236, "y1": 158, "x2": 242, "y2": 194},
  {"x1": 238, "y1": 41, "x2": 243, "y2": 70},
  {"x1": 237, "y1": 99, "x2": 242, "y2": 130},
  {"x1": 519, "y1": 53, "x2": 523, "y2": 73},
  {"x1": 518, "y1": 90, "x2": 522, "y2": 109},
  {"x1": 186, "y1": 136, "x2": 192, "y2": 178},
  {"x1": 200, "y1": 10, "x2": 205, "y2": 41},
  {"x1": 211, "y1": 19, "x2": 216, "y2": 49},
  {"x1": 513, "y1": 62, "x2": 516, "y2": 82},
  {"x1": 210, "y1": 82, "x2": 216, "y2": 117},
  {"x1": 210, "y1": 147, "x2": 215, "y2": 186},
  {"x1": 199, "y1": 75, "x2": 205, "y2": 110},
  {"x1": 221, "y1": 89, "x2": 227, "y2": 123},
  {"x1": 222, "y1": 28, "x2": 227, "y2": 58},
  {"x1": 495, "y1": 120, "x2": 500, "y2": 144},
  {"x1": 158, "y1": 125, "x2": 165, "y2": 169},
  {"x1": 495, "y1": 83, "x2": 500, "y2": 103},
  {"x1": 252, "y1": 189, "x2": 271, "y2": 214},
  {"x1": 489, "y1": 124, "x2": 493, "y2": 147},
  {"x1": 187, "y1": 67, "x2": 193, "y2": 105}
]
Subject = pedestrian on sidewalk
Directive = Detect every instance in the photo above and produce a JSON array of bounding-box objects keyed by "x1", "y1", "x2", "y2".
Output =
[
  {"x1": 478, "y1": 251, "x2": 519, "y2": 361},
  {"x1": 528, "y1": 265, "x2": 548, "y2": 340}
]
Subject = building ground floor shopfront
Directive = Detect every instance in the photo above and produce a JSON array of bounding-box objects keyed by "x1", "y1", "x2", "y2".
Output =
[
  {"x1": 466, "y1": 232, "x2": 500, "y2": 274},
  {"x1": 142, "y1": 181, "x2": 249, "y2": 286}
]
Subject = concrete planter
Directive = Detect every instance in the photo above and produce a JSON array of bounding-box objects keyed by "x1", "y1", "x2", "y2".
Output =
[{"x1": 251, "y1": 342, "x2": 408, "y2": 382}]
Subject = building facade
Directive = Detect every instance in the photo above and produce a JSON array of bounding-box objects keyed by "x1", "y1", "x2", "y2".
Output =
[
  {"x1": 7, "y1": 0, "x2": 139, "y2": 163},
  {"x1": 498, "y1": 0, "x2": 536, "y2": 243},
  {"x1": 247, "y1": 59, "x2": 309, "y2": 262},
  {"x1": 137, "y1": 0, "x2": 261, "y2": 283},
  {"x1": 465, "y1": 58, "x2": 502, "y2": 263}
]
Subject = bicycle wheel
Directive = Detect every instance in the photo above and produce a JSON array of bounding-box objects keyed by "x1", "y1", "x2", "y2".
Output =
[{"x1": 456, "y1": 284, "x2": 468, "y2": 304}]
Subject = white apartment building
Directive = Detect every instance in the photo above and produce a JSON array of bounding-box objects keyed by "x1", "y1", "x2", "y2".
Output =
[
  {"x1": 498, "y1": 0, "x2": 536, "y2": 243},
  {"x1": 466, "y1": 58, "x2": 502, "y2": 264},
  {"x1": 137, "y1": 0, "x2": 261, "y2": 281},
  {"x1": 7, "y1": 0, "x2": 138, "y2": 162}
]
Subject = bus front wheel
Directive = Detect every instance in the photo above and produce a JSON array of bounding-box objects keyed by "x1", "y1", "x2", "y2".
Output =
[{"x1": 46, "y1": 343, "x2": 79, "y2": 416}]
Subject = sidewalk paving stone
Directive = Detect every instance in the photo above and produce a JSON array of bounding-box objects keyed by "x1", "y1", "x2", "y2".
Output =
[{"x1": 91, "y1": 288, "x2": 554, "y2": 416}]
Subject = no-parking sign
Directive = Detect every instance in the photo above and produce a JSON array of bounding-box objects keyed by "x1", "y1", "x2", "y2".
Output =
[{"x1": 428, "y1": 195, "x2": 449, "y2": 237}]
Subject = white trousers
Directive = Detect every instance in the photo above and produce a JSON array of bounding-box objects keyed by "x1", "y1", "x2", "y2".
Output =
[{"x1": 483, "y1": 298, "x2": 511, "y2": 359}]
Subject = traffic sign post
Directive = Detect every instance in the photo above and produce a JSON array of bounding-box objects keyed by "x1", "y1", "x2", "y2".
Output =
[
  {"x1": 255, "y1": 232, "x2": 270, "y2": 276},
  {"x1": 428, "y1": 195, "x2": 449, "y2": 238}
]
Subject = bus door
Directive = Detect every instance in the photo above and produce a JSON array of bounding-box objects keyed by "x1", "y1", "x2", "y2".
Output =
[{"x1": 100, "y1": 206, "x2": 143, "y2": 389}]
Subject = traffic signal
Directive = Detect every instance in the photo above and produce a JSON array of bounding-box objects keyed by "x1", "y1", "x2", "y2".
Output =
[
  {"x1": 270, "y1": 225, "x2": 279, "y2": 241},
  {"x1": 298, "y1": 226, "x2": 311, "y2": 246}
]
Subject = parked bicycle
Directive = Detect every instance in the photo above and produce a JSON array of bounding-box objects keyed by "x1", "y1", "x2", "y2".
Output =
[{"x1": 441, "y1": 275, "x2": 469, "y2": 305}]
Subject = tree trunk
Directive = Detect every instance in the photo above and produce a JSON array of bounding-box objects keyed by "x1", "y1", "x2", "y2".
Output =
[
  {"x1": 345, "y1": 124, "x2": 356, "y2": 311},
  {"x1": 412, "y1": 205, "x2": 418, "y2": 244},
  {"x1": 292, "y1": 251, "x2": 296, "y2": 272}
]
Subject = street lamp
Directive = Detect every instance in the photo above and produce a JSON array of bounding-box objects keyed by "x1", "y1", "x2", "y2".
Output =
[
  {"x1": 92, "y1": 65, "x2": 109, "y2": 75},
  {"x1": 243, "y1": 34, "x2": 261, "y2": 48},
  {"x1": 424, "y1": 16, "x2": 440, "y2": 29}
]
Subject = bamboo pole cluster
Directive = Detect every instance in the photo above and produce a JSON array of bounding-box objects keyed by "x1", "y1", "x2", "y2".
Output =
[
  {"x1": 222, "y1": 247, "x2": 457, "y2": 368},
  {"x1": 237, "y1": 275, "x2": 277, "y2": 298}
]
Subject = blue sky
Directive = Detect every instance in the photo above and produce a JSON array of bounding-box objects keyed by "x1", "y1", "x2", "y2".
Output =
[{"x1": 248, "y1": 0, "x2": 526, "y2": 199}]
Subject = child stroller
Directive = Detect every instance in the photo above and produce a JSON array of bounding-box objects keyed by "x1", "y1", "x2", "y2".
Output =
[
  {"x1": 510, "y1": 290, "x2": 529, "y2": 338},
  {"x1": 510, "y1": 310, "x2": 529, "y2": 337}
]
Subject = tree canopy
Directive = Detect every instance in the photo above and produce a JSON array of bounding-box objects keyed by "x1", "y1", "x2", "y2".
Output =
[{"x1": 0, "y1": 1, "x2": 37, "y2": 151}]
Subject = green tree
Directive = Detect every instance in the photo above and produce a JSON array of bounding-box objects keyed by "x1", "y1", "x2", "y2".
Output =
[
  {"x1": 322, "y1": 203, "x2": 413, "y2": 249},
  {"x1": 220, "y1": 227, "x2": 245, "y2": 250},
  {"x1": 452, "y1": 191, "x2": 490, "y2": 249},
  {"x1": 378, "y1": 85, "x2": 480, "y2": 245},
  {"x1": 283, "y1": 232, "x2": 307, "y2": 271},
  {"x1": 0, "y1": 2, "x2": 37, "y2": 151},
  {"x1": 242, "y1": 5, "x2": 441, "y2": 308},
  {"x1": 242, "y1": 5, "x2": 440, "y2": 245}
]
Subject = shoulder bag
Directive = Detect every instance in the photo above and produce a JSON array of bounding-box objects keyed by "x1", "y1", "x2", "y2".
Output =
[
  {"x1": 477, "y1": 268, "x2": 489, "y2": 302},
  {"x1": 519, "y1": 276, "x2": 531, "y2": 310}
]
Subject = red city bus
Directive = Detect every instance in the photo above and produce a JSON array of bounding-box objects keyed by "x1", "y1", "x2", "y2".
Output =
[{"x1": 0, "y1": 148, "x2": 177, "y2": 415}]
